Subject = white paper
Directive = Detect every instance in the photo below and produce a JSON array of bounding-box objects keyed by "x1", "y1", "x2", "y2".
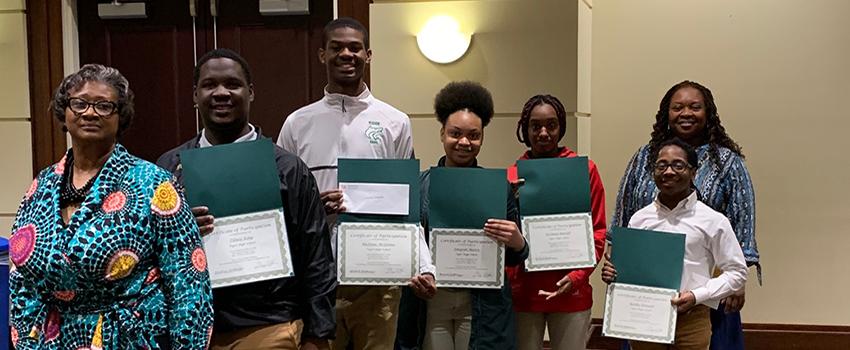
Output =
[
  {"x1": 340, "y1": 182, "x2": 410, "y2": 216},
  {"x1": 602, "y1": 283, "x2": 678, "y2": 344},
  {"x1": 202, "y1": 209, "x2": 294, "y2": 288},
  {"x1": 522, "y1": 213, "x2": 595, "y2": 271},
  {"x1": 337, "y1": 222, "x2": 419, "y2": 285},
  {"x1": 430, "y1": 228, "x2": 504, "y2": 289}
]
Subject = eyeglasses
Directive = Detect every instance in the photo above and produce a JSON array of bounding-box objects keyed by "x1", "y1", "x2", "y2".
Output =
[
  {"x1": 68, "y1": 98, "x2": 117, "y2": 118},
  {"x1": 654, "y1": 161, "x2": 691, "y2": 173}
]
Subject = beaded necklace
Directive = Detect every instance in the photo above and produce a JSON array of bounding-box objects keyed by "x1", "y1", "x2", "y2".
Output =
[{"x1": 59, "y1": 157, "x2": 98, "y2": 207}]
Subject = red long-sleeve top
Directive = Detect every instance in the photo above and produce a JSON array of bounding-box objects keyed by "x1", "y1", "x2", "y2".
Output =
[{"x1": 506, "y1": 147, "x2": 607, "y2": 313}]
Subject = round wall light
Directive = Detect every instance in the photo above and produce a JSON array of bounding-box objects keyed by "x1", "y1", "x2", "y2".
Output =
[{"x1": 416, "y1": 15, "x2": 472, "y2": 64}]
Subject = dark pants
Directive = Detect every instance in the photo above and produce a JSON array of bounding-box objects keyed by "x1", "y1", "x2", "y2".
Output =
[{"x1": 395, "y1": 287, "x2": 427, "y2": 350}]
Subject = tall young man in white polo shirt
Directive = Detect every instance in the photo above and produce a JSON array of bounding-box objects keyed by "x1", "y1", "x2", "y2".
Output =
[{"x1": 278, "y1": 18, "x2": 436, "y2": 350}]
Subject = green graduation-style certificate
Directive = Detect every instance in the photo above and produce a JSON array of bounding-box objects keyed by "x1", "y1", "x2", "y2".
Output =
[
  {"x1": 601, "y1": 228, "x2": 687, "y2": 343},
  {"x1": 602, "y1": 282, "x2": 678, "y2": 344},
  {"x1": 430, "y1": 228, "x2": 505, "y2": 289},
  {"x1": 336, "y1": 159, "x2": 421, "y2": 286},
  {"x1": 337, "y1": 222, "x2": 420, "y2": 285},
  {"x1": 180, "y1": 139, "x2": 294, "y2": 288},
  {"x1": 428, "y1": 167, "x2": 507, "y2": 289},
  {"x1": 518, "y1": 157, "x2": 595, "y2": 271}
]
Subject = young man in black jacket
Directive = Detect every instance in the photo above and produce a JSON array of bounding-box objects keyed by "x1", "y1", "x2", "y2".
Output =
[{"x1": 157, "y1": 48, "x2": 336, "y2": 350}]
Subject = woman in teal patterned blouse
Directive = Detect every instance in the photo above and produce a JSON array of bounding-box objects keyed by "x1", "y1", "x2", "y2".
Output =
[
  {"x1": 612, "y1": 80, "x2": 759, "y2": 350},
  {"x1": 8, "y1": 64, "x2": 214, "y2": 349}
]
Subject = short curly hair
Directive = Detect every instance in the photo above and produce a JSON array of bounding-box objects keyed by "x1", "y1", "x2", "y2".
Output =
[
  {"x1": 50, "y1": 64, "x2": 134, "y2": 138},
  {"x1": 194, "y1": 48, "x2": 253, "y2": 86},
  {"x1": 650, "y1": 137, "x2": 699, "y2": 170},
  {"x1": 323, "y1": 17, "x2": 369, "y2": 49},
  {"x1": 434, "y1": 81, "x2": 494, "y2": 127}
]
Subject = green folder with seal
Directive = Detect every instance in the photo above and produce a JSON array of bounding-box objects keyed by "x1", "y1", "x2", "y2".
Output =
[
  {"x1": 179, "y1": 138, "x2": 294, "y2": 288},
  {"x1": 603, "y1": 227, "x2": 686, "y2": 344},
  {"x1": 427, "y1": 167, "x2": 507, "y2": 289},
  {"x1": 516, "y1": 156, "x2": 595, "y2": 271},
  {"x1": 335, "y1": 158, "x2": 421, "y2": 286}
]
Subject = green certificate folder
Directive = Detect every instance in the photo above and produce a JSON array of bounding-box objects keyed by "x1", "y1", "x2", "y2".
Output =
[
  {"x1": 179, "y1": 139, "x2": 294, "y2": 288},
  {"x1": 610, "y1": 227, "x2": 686, "y2": 290},
  {"x1": 517, "y1": 157, "x2": 590, "y2": 216},
  {"x1": 338, "y1": 158, "x2": 420, "y2": 224},
  {"x1": 179, "y1": 139, "x2": 283, "y2": 217},
  {"x1": 428, "y1": 167, "x2": 507, "y2": 229}
]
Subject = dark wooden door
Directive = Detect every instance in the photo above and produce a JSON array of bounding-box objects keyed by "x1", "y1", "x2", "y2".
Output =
[
  {"x1": 76, "y1": 0, "x2": 332, "y2": 162},
  {"x1": 212, "y1": 1, "x2": 332, "y2": 137},
  {"x1": 77, "y1": 0, "x2": 203, "y2": 162}
]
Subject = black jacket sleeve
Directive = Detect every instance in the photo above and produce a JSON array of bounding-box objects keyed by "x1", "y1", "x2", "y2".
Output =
[
  {"x1": 505, "y1": 184, "x2": 528, "y2": 267},
  {"x1": 281, "y1": 154, "x2": 337, "y2": 339}
]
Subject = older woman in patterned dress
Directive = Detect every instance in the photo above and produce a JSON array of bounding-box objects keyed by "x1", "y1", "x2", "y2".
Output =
[{"x1": 8, "y1": 64, "x2": 213, "y2": 349}]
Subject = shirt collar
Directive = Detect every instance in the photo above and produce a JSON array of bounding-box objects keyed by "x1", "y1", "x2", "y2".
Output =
[
  {"x1": 198, "y1": 124, "x2": 257, "y2": 148},
  {"x1": 323, "y1": 84, "x2": 373, "y2": 108},
  {"x1": 654, "y1": 190, "x2": 699, "y2": 213}
]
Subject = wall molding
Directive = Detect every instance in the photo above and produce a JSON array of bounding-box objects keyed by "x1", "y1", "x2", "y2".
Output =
[{"x1": 586, "y1": 318, "x2": 850, "y2": 350}]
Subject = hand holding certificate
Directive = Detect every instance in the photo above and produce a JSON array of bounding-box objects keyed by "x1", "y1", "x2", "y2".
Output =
[
  {"x1": 601, "y1": 227, "x2": 686, "y2": 344},
  {"x1": 517, "y1": 157, "x2": 595, "y2": 271},
  {"x1": 180, "y1": 139, "x2": 294, "y2": 288},
  {"x1": 603, "y1": 283, "x2": 678, "y2": 344},
  {"x1": 428, "y1": 167, "x2": 508, "y2": 289},
  {"x1": 337, "y1": 159, "x2": 421, "y2": 286}
]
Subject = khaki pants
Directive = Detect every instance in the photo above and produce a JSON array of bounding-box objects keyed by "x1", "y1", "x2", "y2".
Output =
[
  {"x1": 516, "y1": 309, "x2": 592, "y2": 350},
  {"x1": 210, "y1": 320, "x2": 303, "y2": 350},
  {"x1": 631, "y1": 305, "x2": 711, "y2": 350},
  {"x1": 423, "y1": 289, "x2": 472, "y2": 350},
  {"x1": 332, "y1": 285, "x2": 402, "y2": 350}
]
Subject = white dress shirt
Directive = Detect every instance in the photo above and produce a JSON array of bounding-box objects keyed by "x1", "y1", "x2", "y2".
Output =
[
  {"x1": 629, "y1": 191, "x2": 747, "y2": 309},
  {"x1": 198, "y1": 124, "x2": 257, "y2": 148}
]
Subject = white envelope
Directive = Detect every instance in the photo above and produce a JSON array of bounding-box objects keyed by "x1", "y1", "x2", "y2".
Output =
[{"x1": 340, "y1": 182, "x2": 410, "y2": 216}]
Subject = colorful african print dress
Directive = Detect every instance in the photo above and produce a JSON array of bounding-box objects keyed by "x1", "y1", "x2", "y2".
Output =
[{"x1": 8, "y1": 144, "x2": 214, "y2": 350}]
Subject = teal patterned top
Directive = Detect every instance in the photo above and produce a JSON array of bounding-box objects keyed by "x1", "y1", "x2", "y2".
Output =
[{"x1": 9, "y1": 144, "x2": 214, "y2": 349}]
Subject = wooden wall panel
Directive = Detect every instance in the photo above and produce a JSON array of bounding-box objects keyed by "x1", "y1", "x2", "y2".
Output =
[
  {"x1": 26, "y1": 0, "x2": 67, "y2": 175},
  {"x1": 586, "y1": 319, "x2": 850, "y2": 350}
]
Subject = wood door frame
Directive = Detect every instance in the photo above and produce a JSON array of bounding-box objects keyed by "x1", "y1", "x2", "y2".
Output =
[
  {"x1": 28, "y1": 0, "x2": 370, "y2": 175},
  {"x1": 26, "y1": 0, "x2": 68, "y2": 176}
]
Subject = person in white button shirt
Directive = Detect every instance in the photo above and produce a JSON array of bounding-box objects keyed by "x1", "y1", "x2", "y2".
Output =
[
  {"x1": 602, "y1": 138, "x2": 747, "y2": 350},
  {"x1": 277, "y1": 18, "x2": 434, "y2": 350}
]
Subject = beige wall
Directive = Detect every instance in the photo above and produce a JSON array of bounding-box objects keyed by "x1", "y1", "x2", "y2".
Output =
[
  {"x1": 0, "y1": 0, "x2": 33, "y2": 237},
  {"x1": 370, "y1": 0, "x2": 592, "y2": 169},
  {"x1": 590, "y1": 0, "x2": 850, "y2": 325},
  {"x1": 373, "y1": 0, "x2": 850, "y2": 326}
]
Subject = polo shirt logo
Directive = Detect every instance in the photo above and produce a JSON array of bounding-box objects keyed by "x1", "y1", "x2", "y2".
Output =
[{"x1": 365, "y1": 121, "x2": 384, "y2": 144}]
